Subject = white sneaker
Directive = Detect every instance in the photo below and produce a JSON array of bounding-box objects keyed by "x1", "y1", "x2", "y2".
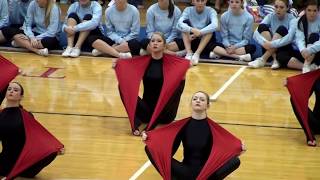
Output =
[
  {"x1": 302, "y1": 64, "x2": 311, "y2": 73},
  {"x1": 92, "y1": 49, "x2": 102, "y2": 56},
  {"x1": 209, "y1": 51, "x2": 220, "y2": 59},
  {"x1": 70, "y1": 48, "x2": 81, "y2": 57},
  {"x1": 191, "y1": 53, "x2": 200, "y2": 65},
  {"x1": 310, "y1": 63, "x2": 318, "y2": 71},
  {"x1": 248, "y1": 57, "x2": 265, "y2": 68},
  {"x1": 119, "y1": 52, "x2": 132, "y2": 59},
  {"x1": 239, "y1": 54, "x2": 251, "y2": 62},
  {"x1": 176, "y1": 49, "x2": 187, "y2": 57},
  {"x1": 139, "y1": 49, "x2": 148, "y2": 56},
  {"x1": 37, "y1": 48, "x2": 48, "y2": 56},
  {"x1": 62, "y1": 46, "x2": 73, "y2": 57},
  {"x1": 271, "y1": 59, "x2": 280, "y2": 70},
  {"x1": 185, "y1": 53, "x2": 193, "y2": 60},
  {"x1": 11, "y1": 40, "x2": 19, "y2": 47}
]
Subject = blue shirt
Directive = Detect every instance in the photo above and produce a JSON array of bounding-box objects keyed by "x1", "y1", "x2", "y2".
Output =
[
  {"x1": 146, "y1": 3, "x2": 181, "y2": 43},
  {"x1": 295, "y1": 15, "x2": 320, "y2": 54},
  {"x1": 8, "y1": 0, "x2": 32, "y2": 25},
  {"x1": 177, "y1": 6, "x2": 218, "y2": 35},
  {"x1": 62, "y1": 1, "x2": 103, "y2": 32},
  {"x1": 105, "y1": 4, "x2": 140, "y2": 44},
  {"x1": 220, "y1": 9, "x2": 253, "y2": 48},
  {"x1": 23, "y1": 0, "x2": 60, "y2": 39},
  {"x1": 0, "y1": 0, "x2": 9, "y2": 28},
  {"x1": 254, "y1": 12, "x2": 296, "y2": 46}
]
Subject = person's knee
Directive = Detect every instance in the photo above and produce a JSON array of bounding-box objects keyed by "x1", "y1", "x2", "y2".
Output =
[
  {"x1": 257, "y1": 24, "x2": 270, "y2": 33},
  {"x1": 68, "y1": 13, "x2": 79, "y2": 21},
  {"x1": 276, "y1": 26, "x2": 288, "y2": 37},
  {"x1": 83, "y1": 14, "x2": 93, "y2": 21},
  {"x1": 308, "y1": 33, "x2": 320, "y2": 44}
]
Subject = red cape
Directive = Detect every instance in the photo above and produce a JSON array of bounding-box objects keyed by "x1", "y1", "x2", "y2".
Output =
[
  {"x1": 5, "y1": 109, "x2": 64, "y2": 179},
  {"x1": 286, "y1": 69, "x2": 320, "y2": 141},
  {"x1": 145, "y1": 117, "x2": 242, "y2": 180},
  {"x1": 0, "y1": 54, "x2": 19, "y2": 92},
  {"x1": 115, "y1": 54, "x2": 190, "y2": 131}
]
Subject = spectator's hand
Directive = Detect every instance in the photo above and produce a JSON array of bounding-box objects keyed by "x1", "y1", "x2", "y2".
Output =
[
  {"x1": 189, "y1": 34, "x2": 196, "y2": 41},
  {"x1": 65, "y1": 26, "x2": 76, "y2": 35},
  {"x1": 263, "y1": 41, "x2": 272, "y2": 50},
  {"x1": 30, "y1": 38, "x2": 40, "y2": 48},
  {"x1": 191, "y1": 28, "x2": 201, "y2": 37},
  {"x1": 301, "y1": 49, "x2": 311, "y2": 59},
  {"x1": 226, "y1": 45, "x2": 236, "y2": 54}
]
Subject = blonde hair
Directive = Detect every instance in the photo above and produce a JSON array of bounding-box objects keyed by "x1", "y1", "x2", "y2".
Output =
[{"x1": 44, "y1": 0, "x2": 56, "y2": 27}]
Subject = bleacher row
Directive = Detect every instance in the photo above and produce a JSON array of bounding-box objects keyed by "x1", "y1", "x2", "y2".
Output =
[{"x1": 0, "y1": 23, "x2": 265, "y2": 65}]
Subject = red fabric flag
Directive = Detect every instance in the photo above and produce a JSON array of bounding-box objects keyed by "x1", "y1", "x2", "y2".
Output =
[
  {"x1": 5, "y1": 109, "x2": 64, "y2": 179},
  {"x1": 115, "y1": 54, "x2": 190, "y2": 131},
  {"x1": 145, "y1": 117, "x2": 242, "y2": 180},
  {"x1": 286, "y1": 69, "x2": 320, "y2": 141},
  {"x1": 0, "y1": 54, "x2": 19, "y2": 92}
]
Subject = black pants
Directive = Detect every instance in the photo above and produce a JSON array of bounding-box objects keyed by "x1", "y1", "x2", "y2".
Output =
[
  {"x1": 145, "y1": 147, "x2": 241, "y2": 180},
  {"x1": 277, "y1": 33, "x2": 320, "y2": 67},
  {"x1": 134, "y1": 80, "x2": 185, "y2": 130},
  {"x1": 290, "y1": 80, "x2": 320, "y2": 140},
  {"x1": 0, "y1": 24, "x2": 24, "y2": 42},
  {"x1": 67, "y1": 12, "x2": 104, "y2": 51}
]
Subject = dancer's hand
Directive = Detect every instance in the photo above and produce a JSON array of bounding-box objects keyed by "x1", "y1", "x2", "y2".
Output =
[
  {"x1": 141, "y1": 131, "x2": 148, "y2": 142},
  {"x1": 58, "y1": 147, "x2": 65, "y2": 155}
]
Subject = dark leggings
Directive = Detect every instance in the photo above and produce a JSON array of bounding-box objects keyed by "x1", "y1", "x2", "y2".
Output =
[
  {"x1": 145, "y1": 147, "x2": 241, "y2": 180},
  {"x1": 134, "y1": 80, "x2": 185, "y2": 130},
  {"x1": 67, "y1": 13, "x2": 104, "y2": 50},
  {"x1": 0, "y1": 24, "x2": 24, "y2": 42},
  {"x1": 277, "y1": 33, "x2": 320, "y2": 67},
  {"x1": 290, "y1": 79, "x2": 320, "y2": 140},
  {"x1": 18, "y1": 153, "x2": 57, "y2": 178}
]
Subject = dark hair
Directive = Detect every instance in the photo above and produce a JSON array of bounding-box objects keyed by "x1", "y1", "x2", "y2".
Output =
[
  {"x1": 192, "y1": 91, "x2": 210, "y2": 105},
  {"x1": 298, "y1": 0, "x2": 319, "y2": 46},
  {"x1": 11, "y1": 82, "x2": 24, "y2": 96},
  {"x1": 168, "y1": 0, "x2": 174, "y2": 18}
]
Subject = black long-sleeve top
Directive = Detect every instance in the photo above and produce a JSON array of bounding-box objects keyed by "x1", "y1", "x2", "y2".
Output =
[
  {"x1": 173, "y1": 118, "x2": 212, "y2": 167},
  {"x1": 0, "y1": 107, "x2": 26, "y2": 175},
  {"x1": 142, "y1": 58, "x2": 163, "y2": 112}
]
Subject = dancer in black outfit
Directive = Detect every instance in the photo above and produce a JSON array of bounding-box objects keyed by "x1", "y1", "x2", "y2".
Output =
[
  {"x1": 143, "y1": 91, "x2": 245, "y2": 180},
  {"x1": 291, "y1": 78, "x2": 320, "y2": 146},
  {"x1": 0, "y1": 82, "x2": 62, "y2": 178},
  {"x1": 115, "y1": 32, "x2": 189, "y2": 135}
]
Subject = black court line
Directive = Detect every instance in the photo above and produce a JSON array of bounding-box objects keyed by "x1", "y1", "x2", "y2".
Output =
[{"x1": 31, "y1": 111, "x2": 302, "y2": 130}]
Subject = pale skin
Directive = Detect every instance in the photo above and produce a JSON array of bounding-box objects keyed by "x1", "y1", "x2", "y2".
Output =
[
  {"x1": 91, "y1": 0, "x2": 133, "y2": 57},
  {"x1": 257, "y1": 0, "x2": 289, "y2": 64},
  {"x1": 212, "y1": 0, "x2": 248, "y2": 59},
  {"x1": 182, "y1": 0, "x2": 213, "y2": 56},
  {"x1": 12, "y1": 0, "x2": 48, "y2": 54},
  {"x1": 142, "y1": 91, "x2": 247, "y2": 152},
  {"x1": 64, "y1": 0, "x2": 92, "y2": 50},
  {"x1": 2, "y1": 82, "x2": 66, "y2": 156},
  {"x1": 290, "y1": 5, "x2": 319, "y2": 69},
  {"x1": 145, "y1": 0, "x2": 181, "y2": 55}
]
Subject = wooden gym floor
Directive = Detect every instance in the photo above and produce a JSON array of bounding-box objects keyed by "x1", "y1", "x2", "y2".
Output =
[{"x1": 1, "y1": 51, "x2": 320, "y2": 180}]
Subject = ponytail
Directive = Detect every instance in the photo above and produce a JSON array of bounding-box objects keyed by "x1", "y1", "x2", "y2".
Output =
[
  {"x1": 298, "y1": 15, "x2": 308, "y2": 46},
  {"x1": 168, "y1": 0, "x2": 174, "y2": 18}
]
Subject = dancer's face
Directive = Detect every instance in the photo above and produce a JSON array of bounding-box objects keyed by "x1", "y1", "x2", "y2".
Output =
[
  {"x1": 149, "y1": 33, "x2": 165, "y2": 53},
  {"x1": 6, "y1": 83, "x2": 23, "y2": 102},
  {"x1": 191, "y1": 92, "x2": 209, "y2": 112}
]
